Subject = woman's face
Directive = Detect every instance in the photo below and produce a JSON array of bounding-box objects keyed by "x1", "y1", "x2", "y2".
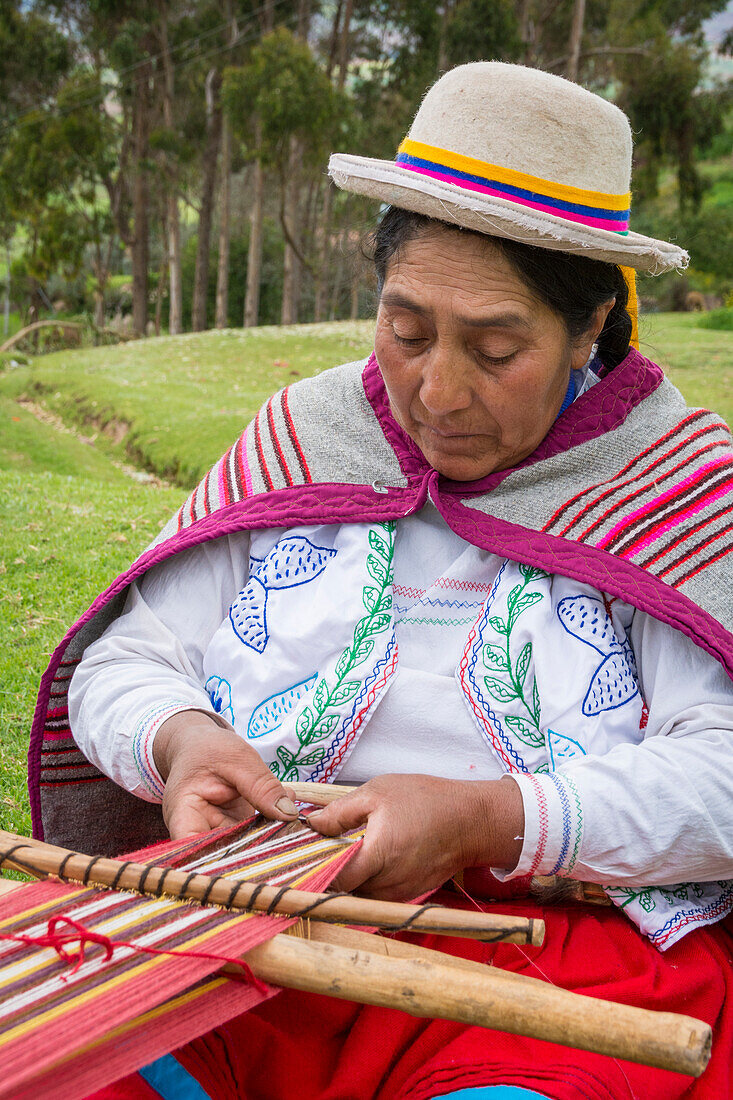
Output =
[{"x1": 374, "y1": 227, "x2": 606, "y2": 482}]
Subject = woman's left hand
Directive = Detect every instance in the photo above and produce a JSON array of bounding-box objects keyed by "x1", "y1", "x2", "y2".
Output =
[{"x1": 307, "y1": 774, "x2": 524, "y2": 901}]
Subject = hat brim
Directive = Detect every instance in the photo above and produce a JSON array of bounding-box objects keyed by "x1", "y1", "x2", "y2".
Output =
[{"x1": 329, "y1": 153, "x2": 688, "y2": 275}]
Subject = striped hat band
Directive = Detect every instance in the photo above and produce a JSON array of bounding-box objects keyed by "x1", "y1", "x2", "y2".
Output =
[{"x1": 396, "y1": 138, "x2": 631, "y2": 235}]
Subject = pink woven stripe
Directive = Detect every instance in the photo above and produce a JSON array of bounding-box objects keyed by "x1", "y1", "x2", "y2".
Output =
[
  {"x1": 403, "y1": 163, "x2": 630, "y2": 233},
  {"x1": 597, "y1": 458, "x2": 733, "y2": 549}
]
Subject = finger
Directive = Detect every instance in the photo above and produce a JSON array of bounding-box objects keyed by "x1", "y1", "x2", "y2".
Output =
[
  {"x1": 307, "y1": 793, "x2": 371, "y2": 836},
  {"x1": 166, "y1": 798, "x2": 216, "y2": 840},
  {"x1": 221, "y1": 748, "x2": 298, "y2": 821}
]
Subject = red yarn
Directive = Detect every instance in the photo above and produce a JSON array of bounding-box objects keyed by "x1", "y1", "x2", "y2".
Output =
[{"x1": 0, "y1": 915, "x2": 269, "y2": 992}]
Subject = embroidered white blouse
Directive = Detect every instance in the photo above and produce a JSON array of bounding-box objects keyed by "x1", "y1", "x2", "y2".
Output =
[{"x1": 69, "y1": 504, "x2": 733, "y2": 906}]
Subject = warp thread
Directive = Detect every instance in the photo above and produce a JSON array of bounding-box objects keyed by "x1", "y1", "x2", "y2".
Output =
[{"x1": 0, "y1": 914, "x2": 270, "y2": 992}]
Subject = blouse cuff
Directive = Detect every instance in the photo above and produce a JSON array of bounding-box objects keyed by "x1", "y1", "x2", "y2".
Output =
[
  {"x1": 496, "y1": 771, "x2": 585, "y2": 880},
  {"x1": 131, "y1": 701, "x2": 223, "y2": 802}
]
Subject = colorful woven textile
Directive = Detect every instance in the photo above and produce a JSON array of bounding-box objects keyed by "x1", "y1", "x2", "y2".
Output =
[{"x1": 0, "y1": 816, "x2": 358, "y2": 1100}]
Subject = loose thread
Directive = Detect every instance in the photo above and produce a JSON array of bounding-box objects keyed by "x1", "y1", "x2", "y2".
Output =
[{"x1": 0, "y1": 915, "x2": 270, "y2": 994}]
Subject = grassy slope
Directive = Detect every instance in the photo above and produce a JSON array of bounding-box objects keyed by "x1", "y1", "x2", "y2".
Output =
[
  {"x1": 1, "y1": 314, "x2": 732, "y2": 835},
  {"x1": 0, "y1": 322, "x2": 375, "y2": 487},
  {"x1": 0, "y1": 397, "x2": 182, "y2": 834}
]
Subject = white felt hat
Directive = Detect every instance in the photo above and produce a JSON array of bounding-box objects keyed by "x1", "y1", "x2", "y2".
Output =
[{"x1": 329, "y1": 62, "x2": 688, "y2": 274}]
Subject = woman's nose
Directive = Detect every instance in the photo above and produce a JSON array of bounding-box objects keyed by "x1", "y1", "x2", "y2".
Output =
[{"x1": 419, "y1": 349, "x2": 472, "y2": 416}]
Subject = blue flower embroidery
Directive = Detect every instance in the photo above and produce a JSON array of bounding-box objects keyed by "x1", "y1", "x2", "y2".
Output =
[
  {"x1": 205, "y1": 675, "x2": 234, "y2": 726},
  {"x1": 247, "y1": 675, "x2": 318, "y2": 740},
  {"x1": 229, "y1": 536, "x2": 336, "y2": 653},
  {"x1": 557, "y1": 596, "x2": 639, "y2": 716}
]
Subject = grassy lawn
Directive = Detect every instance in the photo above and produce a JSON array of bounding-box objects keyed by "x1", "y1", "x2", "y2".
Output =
[{"x1": 0, "y1": 313, "x2": 731, "y2": 838}]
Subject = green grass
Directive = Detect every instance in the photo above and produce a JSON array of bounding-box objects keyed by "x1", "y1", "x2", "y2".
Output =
[
  {"x1": 697, "y1": 307, "x2": 733, "y2": 332},
  {"x1": 0, "y1": 322, "x2": 375, "y2": 488},
  {"x1": 1, "y1": 314, "x2": 732, "y2": 839},
  {"x1": 0, "y1": 397, "x2": 183, "y2": 835},
  {"x1": 638, "y1": 312, "x2": 733, "y2": 426}
]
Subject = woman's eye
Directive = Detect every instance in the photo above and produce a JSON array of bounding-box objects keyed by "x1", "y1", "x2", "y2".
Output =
[
  {"x1": 393, "y1": 331, "x2": 426, "y2": 347},
  {"x1": 476, "y1": 349, "x2": 517, "y2": 366}
]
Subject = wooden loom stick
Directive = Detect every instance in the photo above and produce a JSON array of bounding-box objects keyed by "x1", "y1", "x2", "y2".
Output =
[
  {"x1": 237, "y1": 926, "x2": 711, "y2": 1078},
  {"x1": 0, "y1": 831, "x2": 543, "y2": 945}
]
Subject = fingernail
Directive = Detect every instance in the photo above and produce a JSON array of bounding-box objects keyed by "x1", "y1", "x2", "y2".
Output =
[{"x1": 276, "y1": 796, "x2": 297, "y2": 817}]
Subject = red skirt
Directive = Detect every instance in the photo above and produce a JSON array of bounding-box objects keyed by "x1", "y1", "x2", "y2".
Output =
[{"x1": 94, "y1": 898, "x2": 733, "y2": 1100}]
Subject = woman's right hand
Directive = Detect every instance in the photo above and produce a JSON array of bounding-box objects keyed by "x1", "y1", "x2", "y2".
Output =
[{"x1": 153, "y1": 711, "x2": 298, "y2": 839}]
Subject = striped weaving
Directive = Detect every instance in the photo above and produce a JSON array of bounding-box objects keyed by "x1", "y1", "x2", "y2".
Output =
[
  {"x1": 0, "y1": 817, "x2": 359, "y2": 1100},
  {"x1": 541, "y1": 409, "x2": 733, "y2": 587},
  {"x1": 396, "y1": 138, "x2": 631, "y2": 234}
]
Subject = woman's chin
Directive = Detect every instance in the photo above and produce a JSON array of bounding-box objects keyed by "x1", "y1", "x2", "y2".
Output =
[{"x1": 420, "y1": 443, "x2": 502, "y2": 483}]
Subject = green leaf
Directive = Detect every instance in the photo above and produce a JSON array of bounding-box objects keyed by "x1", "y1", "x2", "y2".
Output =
[
  {"x1": 362, "y1": 585, "x2": 380, "y2": 613},
  {"x1": 276, "y1": 745, "x2": 295, "y2": 767},
  {"x1": 313, "y1": 679, "x2": 328, "y2": 711},
  {"x1": 367, "y1": 553, "x2": 386, "y2": 586},
  {"x1": 488, "y1": 616, "x2": 507, "y2": 635},
  {"x1": 296, "y1": 706, "x2": 314, "y2": 739},
  {"x1": 282, "y1": 766, "x2": 299, "y2": 784},
  {"x1": 516, "y1": 641, "x2": 532, "y2": 687},
  {"x1": 482, "y1": 643, "x2": 509, "y2": 670},
  {"x1": 505, "y1": 714, "x2": 544, "y2": 747},
  {"x1": 353, "y1": 637, "x2": 375, "y2": 664},
  {"x1": 483, "y1": 676, "x2": 519, "y2": 703},
  {"x1": 532, "y1": 679, "x2": 541, "y2": 726},
  {"x1": 298, "y1": 748, "x2": 326, "y2": 766},
  {"x1": 507, "y1": 583, "x2": 523, "y2": 610},
  {"x1": 269, "y1": 760, "x2": 281, "y2": 778},
  {"x1": 310, "y1": 713, "x2": 339, "y2": 739},
  {"x1": 368, "y1": 529, "x2": 389, "y2": 558},
  {"x1": 534, "y1": 762, "x2": 550, "y2": 774},
  {"x1": 509, "y1": 591, "x2": 543, "y2": 627},
  {"x1": 519, "y1": 563, "x2": 549, "y2": 583},
  {"x1": 335, "y1": 649, "x2": 352, "y2": 678},
  {"x1": 330, "y1": 679, "x2": 361, "y2": 706},
  {"x1": 355, "y1": 612, "x2": 391, "y2": 639}
]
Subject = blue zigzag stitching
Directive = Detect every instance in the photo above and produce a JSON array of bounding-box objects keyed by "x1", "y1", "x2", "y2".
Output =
[
  {"x1": 308, "y1": 629, "x2": 397, "y2": 782},
  {"x1": 395, "y1": 595, "x2": 485, "y2": 615},
  {"x1": 647, "y1": 881, "x2": 733, "y2": 945},
  {"x1": 547, "y1": 771, "x2": 574, "y2": 874},
  {"x1": 464, "y1": 563, "x2": 528, "y2": 773}
]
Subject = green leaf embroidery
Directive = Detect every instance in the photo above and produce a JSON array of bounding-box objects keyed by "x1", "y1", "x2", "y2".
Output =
[
  {"x1": 298, "y1": 748, "x2": 326, "y2": 766},
  {"x1": 482, "y1": 643, "x2": 509, "y2": 670},
  {"x1": 506, "y1": 714, "x2": 545, "y2": 748},
  {"x1": 532, "y1": 679, "x2": 541, "y2": 726},
  {"x1": 483, "y1": 676, "x2": 519, "y2": 703},
  {"x1": 368, "y1": 529, "x2": 389, "y2": 558},
  {"x1": 335, "y1": 649, "x2": 351, "y2": 678},
  {"x1": 311, "y1": 714, "x2": 340, "y2": 739},
  {"x1": 352, "y1": 638, "x2": 375, "y2": 664},
  {"x1": 534, "y1": 762, "x2": 550, "y2": 774},
  {"x1": 516, "y1": 641, "x2": 532, "y2": 688},
  {"x1": 313, "y1": 679, "x2": 328, "y2": 711},
  {"x1": 507, "y1": 584, "x2": 523, "y2": 609},
  {"x1": 519, "y1": 563, "x2": 550, "y2": 583},
  {"x1": 276, "y1": 745, "x2": 295, "y2": 767},
  {"x1": 330, "y1": 680, "x2": 361, "y2": 706},
  {"x1": 362, "y1": 585, "x2": 380, "y2": 613},
  {"x1": 509, "y1": 591, "x2": 543, "y2": 627},
  {"x1": 489, "y1": 616, "x2": 507, "y2": 634},
  {"x1": 296, "y1": 707, "x2": 315, "y2": 738},
  {"x1": 367, "y1": 553, "x2": 386, "y2": 586}
]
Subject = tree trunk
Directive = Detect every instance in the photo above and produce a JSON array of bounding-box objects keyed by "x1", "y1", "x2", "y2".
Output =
[
  {"x1": 131, "y1": 62, "x2": 151, "y2": 338},
  {"x1": 159, "y1": 2, "x2": 181, "y2": 335},
  {"x1": 280, "y1": 136, "x2": 301, "y2": 325},
  {"x1": 193, "y1": 68, "x2": 223, "y2": 331},
  {"x1": 244, "y1": 141, "x2": 265, "y2": 327},
  {"x1": 566, "y1": 0, "x2": 586, "y2": 82}
]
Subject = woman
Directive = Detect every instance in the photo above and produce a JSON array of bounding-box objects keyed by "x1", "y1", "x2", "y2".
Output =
[{"x1": 31, "y1": 63, "x2": 733, "y2": 1098}]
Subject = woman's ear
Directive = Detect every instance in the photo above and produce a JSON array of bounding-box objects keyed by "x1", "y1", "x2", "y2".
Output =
[{"x1": 570, "y1": 298, "x2": 616, "y2": 371}]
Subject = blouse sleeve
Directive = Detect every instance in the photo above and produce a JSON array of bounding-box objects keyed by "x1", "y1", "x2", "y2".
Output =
[
  {"x1": 68, "y1": 533, "x2": 250, "y2": 802},
  {"x1": 507, "y1": 611, "x2": 733, "y2": 886}
]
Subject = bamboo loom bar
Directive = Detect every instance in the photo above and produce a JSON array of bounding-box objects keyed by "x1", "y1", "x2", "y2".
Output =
[
  {"x1": 238, "y1": 925, "x2": 711, "y2": 1077},
  {"x1": 0, "y1": 831, "x2": 543, "y2": 945},
  {"x1": 0, "y1": 876, "x2": 711, "y2": 1076}
]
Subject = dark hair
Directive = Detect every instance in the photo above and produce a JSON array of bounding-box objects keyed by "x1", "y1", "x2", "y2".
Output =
[{"x1": 369, "y1": 207, "x2": 632, "y2": 369}]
